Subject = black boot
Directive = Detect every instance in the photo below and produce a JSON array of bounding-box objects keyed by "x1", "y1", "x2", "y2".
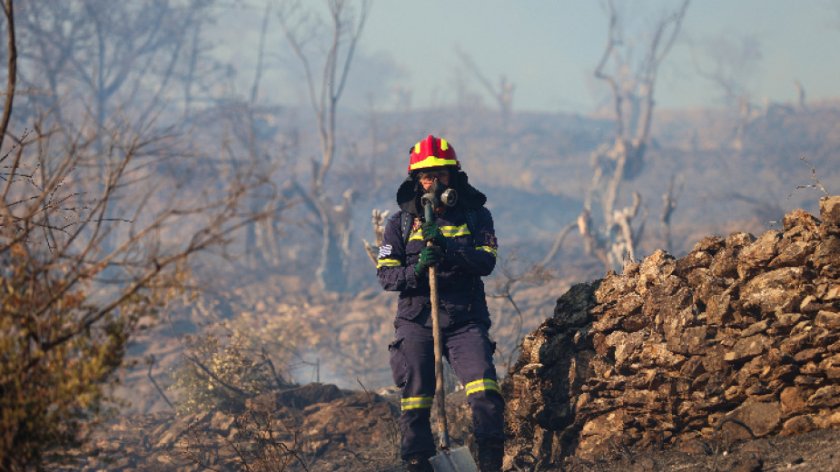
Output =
[
  {"x1": 404, "y1": 454, "x2": 433, "y2": 472},
  {"x1": 477, "y1": 439, "x2": 504, "y2": 472}
]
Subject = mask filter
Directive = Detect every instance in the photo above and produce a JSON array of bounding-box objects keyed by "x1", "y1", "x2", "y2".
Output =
[
  {"x1": 441, "y1": 188, "x2": 458, "y2": 207},
  {"x1": 421, "y1": 180, "x2": 458, "y2": 209}
]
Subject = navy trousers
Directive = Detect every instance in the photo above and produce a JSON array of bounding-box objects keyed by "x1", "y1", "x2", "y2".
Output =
[{"x1": 388, "y1": 319, "x2": 505, "y2": 460}]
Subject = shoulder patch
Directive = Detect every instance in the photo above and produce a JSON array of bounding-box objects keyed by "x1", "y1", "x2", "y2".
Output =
[{"x1": 378, "y1": 244, "x2": 393, "y2": 258}]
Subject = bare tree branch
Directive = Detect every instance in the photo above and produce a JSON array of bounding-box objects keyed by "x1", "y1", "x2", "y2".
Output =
[
  {"x1": 584, "y1": 0, "x2": 689, "y2": 270},
  {"x1": 661, "y1": 174, "x2": 681, "y2": 253},
  {"x1": 277, "y1": 0, "x2": 370, "y2": 292},
  {"x1": 146, "y1": 354, "x2": 175, "y2": 410},
  {"x1": 537, "y1": 221, "x2": 575, "y2": 270},
  {"x1": 0, "y1": 0, "x2": 16, "y2": 153},
  {"x1": 455, "y1": 47, "x2": 515, "y2": 125}
]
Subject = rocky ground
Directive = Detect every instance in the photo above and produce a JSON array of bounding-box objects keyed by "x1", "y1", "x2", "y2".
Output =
[
  {"x1": 47, "y1": 383, "x2": 403, "y2": 471},
  {"x1": 47, "y1": 384, "x2": 840, "y2": 471},
  {"x1": 44, "y1": 196, "x2": 840, "y2": 471}
]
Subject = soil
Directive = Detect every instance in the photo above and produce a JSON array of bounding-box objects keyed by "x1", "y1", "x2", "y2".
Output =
[
  {"x1": 559, "y1": 427, "x2": 840, "y2": 472},
  {"x1": 43, "y1": 384, "x2": 840, "y2": 471}
]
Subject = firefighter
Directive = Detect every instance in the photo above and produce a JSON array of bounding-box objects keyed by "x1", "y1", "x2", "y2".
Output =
[{"x1": 377, "y1": 135, "x2": 505, "y2": 471}]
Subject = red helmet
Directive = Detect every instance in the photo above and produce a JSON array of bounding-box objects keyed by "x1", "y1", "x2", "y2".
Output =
[{"x1": 407, "y1": 134, "x2": 460, "y2": 174}]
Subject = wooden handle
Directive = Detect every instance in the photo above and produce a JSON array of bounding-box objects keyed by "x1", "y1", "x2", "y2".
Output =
[
  {"x1": 429, "y1": 263, "x2": 450, "y2": 449},
  {"x1": 422, "y1": 199, "x2": 449, "y2": 449}
]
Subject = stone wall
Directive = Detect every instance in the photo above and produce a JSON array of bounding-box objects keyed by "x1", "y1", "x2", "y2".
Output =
[{"x1": 503, "y1": 196, "x2": 840, "y2": 469}]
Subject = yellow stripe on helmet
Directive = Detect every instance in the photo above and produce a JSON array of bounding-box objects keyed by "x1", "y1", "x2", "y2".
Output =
[{"x1": 409, "y1": 156, "x2": 459, "y2": 171}]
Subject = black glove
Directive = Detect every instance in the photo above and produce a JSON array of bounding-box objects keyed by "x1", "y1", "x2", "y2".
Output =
[
  {"x1": 414, "y1": 245, "x2": 443, "y2": 276},
  {"x1": 421, "y1": 221, "x2": 447, "y2": 250}
]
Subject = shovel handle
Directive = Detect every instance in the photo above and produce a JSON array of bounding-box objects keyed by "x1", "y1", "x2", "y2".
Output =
[
  {"x1": 429, "y1": 263, "x2": 450, "y2": 450},
  {"x1": 423, "y1": 198, "x2": 450, "y2": 450}
]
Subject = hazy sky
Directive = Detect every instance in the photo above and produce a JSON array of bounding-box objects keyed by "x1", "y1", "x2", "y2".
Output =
[
  {"x1": 226, "y1": 1, "x2": 840, "y2": 114},
  {"x1": 360, "y1": 0, "x2": 840, "y2": 112}
]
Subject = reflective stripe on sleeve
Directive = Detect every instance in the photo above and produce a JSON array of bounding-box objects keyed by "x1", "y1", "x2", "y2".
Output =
[
  {"x1": 401, "y1": 396, "x2": 433, "y2": 411},
  {"x1": 476, "y1": 246, "x2": 498, "y2": 257},
  {"x1": 465, "y1": 378, "x2": 500, "y2": 396},
  {"x1": 376, "y1": 258, "x2": 402, "y2": 269}
]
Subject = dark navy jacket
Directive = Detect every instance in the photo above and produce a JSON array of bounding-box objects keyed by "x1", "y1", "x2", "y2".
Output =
[{"x1": 376, "y1": 172, "x2": 498, "y2": 328}]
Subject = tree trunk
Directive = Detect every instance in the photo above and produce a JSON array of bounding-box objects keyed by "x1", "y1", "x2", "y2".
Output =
[{"x1": 316, "y1": 211, "x2": 347, "y2": 292}]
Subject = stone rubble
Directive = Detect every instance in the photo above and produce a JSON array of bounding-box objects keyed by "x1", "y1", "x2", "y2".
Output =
[{"x1": 503, "y1": 196, "x2": 840, "y2": 469}]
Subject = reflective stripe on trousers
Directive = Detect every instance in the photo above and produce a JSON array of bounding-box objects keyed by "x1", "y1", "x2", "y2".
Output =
[{"x1": 388, "y1": 320, "x2": 505, "y2": 460}]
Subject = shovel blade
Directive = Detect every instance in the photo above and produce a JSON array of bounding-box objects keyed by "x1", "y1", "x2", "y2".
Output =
[{"x1": 428, "y1": 446, "x2": 478, "y2": 472}]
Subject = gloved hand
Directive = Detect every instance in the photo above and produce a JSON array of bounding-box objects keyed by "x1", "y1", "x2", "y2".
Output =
[
  {"x1": 421, "y1": 221, "x2": 447, "y2": 250},
  {"x1": 414, "y1": 245, "x2": 443, "y2": 276}
]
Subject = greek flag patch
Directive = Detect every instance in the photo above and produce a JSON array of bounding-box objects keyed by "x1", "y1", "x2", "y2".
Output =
[{"x1": 378, "y1": 244, "x2": 392, "y2": 258}]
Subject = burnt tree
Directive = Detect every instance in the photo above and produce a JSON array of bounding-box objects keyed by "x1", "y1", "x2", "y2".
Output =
[
  {"x1": 278, "y1": 0, "x2": 370, "y2": 292},
  {"x1": 580, "y1": 0, "x2": 689, "y2": 270}
]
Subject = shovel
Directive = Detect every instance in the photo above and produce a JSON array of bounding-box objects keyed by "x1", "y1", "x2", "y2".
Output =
[{"x1": 421, "y1": 194, "x2": 478, "y2": 472}]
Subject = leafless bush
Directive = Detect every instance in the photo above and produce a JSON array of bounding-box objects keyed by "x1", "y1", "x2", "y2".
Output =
[
  {"x1": 169, "y1": 328, "x2": 293, "y2": 416},
  {"x1": 170, "y1": 327, "x2": 313, "y2": 472},
  {"x1": 0, "y1": 2, "x2": 276, "y2": 467}
]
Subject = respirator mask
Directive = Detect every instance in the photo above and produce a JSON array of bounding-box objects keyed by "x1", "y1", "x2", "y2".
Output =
[{"x1": 421, "y1": 178, "x2": 458, "y2": 210}]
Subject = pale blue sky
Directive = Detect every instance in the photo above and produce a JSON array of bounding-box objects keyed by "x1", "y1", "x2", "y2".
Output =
[
  {"x1": 356, "y1": 0, "x2": 840, "y2": 112},
  {"x1": 222, "y1": 1, "x2": 840, "y2": 113}
]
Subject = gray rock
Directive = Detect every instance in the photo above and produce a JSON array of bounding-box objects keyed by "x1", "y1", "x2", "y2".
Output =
[{"x1": 505, "y1": 199, "x2": 840, "y2": 466}]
